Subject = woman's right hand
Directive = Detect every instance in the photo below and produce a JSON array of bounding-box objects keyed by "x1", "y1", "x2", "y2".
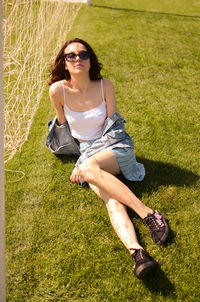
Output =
[{"x1": 70, "y1": 167, "x2": 82, "y2": 184}]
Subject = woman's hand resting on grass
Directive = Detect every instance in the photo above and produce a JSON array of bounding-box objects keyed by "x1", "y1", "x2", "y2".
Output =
[{"x1": 70, "y1": 167, "x2": 83, "y2": 184}]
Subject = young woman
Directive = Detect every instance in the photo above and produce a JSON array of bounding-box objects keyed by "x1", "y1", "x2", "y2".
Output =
[{"x1": 48, "y1": 38, "x2": 169, "y2": 278}]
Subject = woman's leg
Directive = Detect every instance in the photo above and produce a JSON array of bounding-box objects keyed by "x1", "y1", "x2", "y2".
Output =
[
  {"x1": 76, "y1": 150, "x2": 166, "y2": 278},
  {"x1": 89, "y1": 183, "x2": 158, "y2": 279},
  {"x1": 78, "y1": 150, "x2": 153, "y2": 219},
  {"x1": 90, "y1": 184, "x2": 143, "y2": 253}
]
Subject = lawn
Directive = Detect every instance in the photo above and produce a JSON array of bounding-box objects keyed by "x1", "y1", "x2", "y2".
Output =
[{"x1": 5, "y1": 0, "x2": 200, "y2": 301}]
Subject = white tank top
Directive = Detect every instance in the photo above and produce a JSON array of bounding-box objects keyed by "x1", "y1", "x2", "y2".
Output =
[{"x1": 63, "y1": 79, "x2": 107, "y2": 140}]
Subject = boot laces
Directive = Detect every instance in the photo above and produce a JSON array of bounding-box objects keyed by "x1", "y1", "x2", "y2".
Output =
[{"x1": 146, "y1": 213, "x2": 164, "y2": 231}]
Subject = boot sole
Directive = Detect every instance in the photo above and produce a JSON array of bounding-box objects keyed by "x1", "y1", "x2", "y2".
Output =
[{"x1": 135, "y1": 260, "x2": 157, "y2": 279}]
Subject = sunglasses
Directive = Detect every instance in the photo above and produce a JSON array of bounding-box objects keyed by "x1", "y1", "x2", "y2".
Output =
[{"x1": 64, "y1": 51, "x2": 90, "y2": 62}]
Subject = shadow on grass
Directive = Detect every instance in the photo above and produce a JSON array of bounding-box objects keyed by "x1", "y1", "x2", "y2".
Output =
[
  {"x1": 118, "y1": 156, "x2": 199, "y2": 198},
  {"x1": 122, "y1": 157, "x2": 197, "y2": 242},
  {"x1": 141, "y1": 264, "x2": 176, "y2": 297},
  {"x1": 55, "y1": 154, "x2": 79, "y2": 163},
  {"x1": 93, "y1": 4, "x2": 200, "y2": 19}
]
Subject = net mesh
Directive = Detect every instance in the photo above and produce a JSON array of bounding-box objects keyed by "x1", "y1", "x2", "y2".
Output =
[{"x1": 3, "y1": 0, "x2": 82, "y2": 163}]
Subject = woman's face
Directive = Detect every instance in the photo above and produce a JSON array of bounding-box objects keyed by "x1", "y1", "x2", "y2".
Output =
[{"x1": 63, "y1": 42, "x2": 91, "y2": 77}]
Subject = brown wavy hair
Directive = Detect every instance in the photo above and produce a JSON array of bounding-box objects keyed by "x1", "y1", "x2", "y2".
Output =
[{"x1": 48, "y1": 38, "x2": 103, "y2": 85}]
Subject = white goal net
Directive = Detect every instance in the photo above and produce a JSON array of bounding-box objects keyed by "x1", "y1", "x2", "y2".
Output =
[{"x1": 3, "y1": 0, "x2": 84, "y2": 163}]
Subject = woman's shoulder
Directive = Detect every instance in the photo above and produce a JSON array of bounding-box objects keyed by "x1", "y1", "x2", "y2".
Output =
[
  {"x1": 102, "y1": 78, "x2": 113, "y2": 84},
  {"x1": 49, "y1": 80, "x2": 66, "y2": 105},
  {"x1": 103, "y1": 78, "x2": 114, "y2": 89},
  {"x1": 101, "y1": 78, "x2": 115, "y2": 96},
  {"x1": 102, "y1": 78, "x2": 114, "y2": 90},
  {"x1": 49, "y1": 80, "x2": 63, "y2": 96}
]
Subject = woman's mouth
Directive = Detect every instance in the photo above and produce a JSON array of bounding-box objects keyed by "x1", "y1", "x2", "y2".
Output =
[{"x1": 75, "y1": 63, "x2": 83, "y2": 68}]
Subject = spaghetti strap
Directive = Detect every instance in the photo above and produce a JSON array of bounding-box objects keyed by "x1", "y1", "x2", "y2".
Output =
[
  {"x1": 100, "y1": 79, "x2": 105, "y2": 103},
  {"x1": 61, "y1": 80, "x2": 66, "y2": 105}
]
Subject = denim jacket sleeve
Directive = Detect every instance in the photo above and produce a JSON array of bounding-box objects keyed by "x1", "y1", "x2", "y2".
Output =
[
  {"x1": 46, "y1": 117, "x2": 81, "y2": 156},
  {"x1": 102, "y1": 111, "x2": 134, "y2": 148}
]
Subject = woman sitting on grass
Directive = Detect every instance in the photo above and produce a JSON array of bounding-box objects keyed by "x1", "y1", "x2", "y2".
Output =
[{"x1": 48, "y1": 38, "x2": 169, "y2": 279}]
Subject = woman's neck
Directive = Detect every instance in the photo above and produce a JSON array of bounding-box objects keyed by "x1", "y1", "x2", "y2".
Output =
[{"x1": 69, "y1": 74, "x2": 91, "y2": 92}]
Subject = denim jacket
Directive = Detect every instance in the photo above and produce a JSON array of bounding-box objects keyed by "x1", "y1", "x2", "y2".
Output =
[{"x1": 46, "y1": 111, "x2": 134, "y2": 160}]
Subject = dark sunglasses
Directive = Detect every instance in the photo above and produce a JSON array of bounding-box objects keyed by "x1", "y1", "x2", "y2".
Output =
[{"x1": 64, "y1": 51, "x2": 90, "y2": 62}]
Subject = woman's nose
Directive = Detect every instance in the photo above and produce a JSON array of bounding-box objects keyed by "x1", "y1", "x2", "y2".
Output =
[{"x1": 75, "y1": 54, "x2": 80, "y2": 62}]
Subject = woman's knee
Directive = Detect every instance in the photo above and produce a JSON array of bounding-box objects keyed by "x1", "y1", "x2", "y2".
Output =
[
  {"x1": 107, "y1": 198, "x2": 127, "y2": 214},
  {"x1": 79, "y1": 157, "x2": 100, "y2": 183}
]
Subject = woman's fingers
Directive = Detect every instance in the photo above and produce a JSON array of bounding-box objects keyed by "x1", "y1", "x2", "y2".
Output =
[{"x1": 70, "y1": 167, "x2": 81, "y2": 184}]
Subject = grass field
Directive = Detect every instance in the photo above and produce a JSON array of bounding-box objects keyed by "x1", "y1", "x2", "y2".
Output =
[{"x1": 5, "y1": 0, "x2": 200, "y2": 301}]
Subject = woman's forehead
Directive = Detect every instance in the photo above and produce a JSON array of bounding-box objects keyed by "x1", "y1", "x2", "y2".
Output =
[{"x1": 64, "y1": 42, "x2": 87, "y2": 54}]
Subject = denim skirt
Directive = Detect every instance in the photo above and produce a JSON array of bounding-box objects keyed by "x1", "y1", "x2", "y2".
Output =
[{"x1": 79, "y1": 139, "x2": 145, "y2": 182}]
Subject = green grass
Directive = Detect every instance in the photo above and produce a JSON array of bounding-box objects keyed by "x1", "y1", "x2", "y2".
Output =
[{"x1": 5, "y1": 0, "x2": 200, "y2": 301}]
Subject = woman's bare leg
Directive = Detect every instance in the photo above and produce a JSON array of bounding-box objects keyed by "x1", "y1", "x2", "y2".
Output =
[
  {"x1": 90, "y1": 184, "x2": 143, "y2": 253},
  {"x1": 73, "y1": 150, "x2": 162, "y2": 278},
  {"x1": 78, "y1": 150, "x2": 153, "y2": 219}
]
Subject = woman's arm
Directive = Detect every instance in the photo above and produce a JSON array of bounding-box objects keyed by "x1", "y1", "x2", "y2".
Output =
[
  {"x1": 103, "y1": 79, "x2": 117, "y2": 117},
  {"x1": 49, "y1": 82, "x2": 67, "y2": 125}
]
